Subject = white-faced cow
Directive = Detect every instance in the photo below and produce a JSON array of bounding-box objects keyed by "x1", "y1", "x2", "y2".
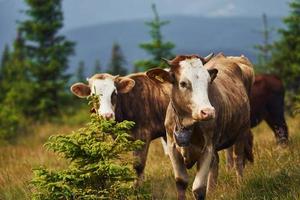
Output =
[
  {"x1": 70, "y1": 72, "x2": 172, "y2": 185},
  {"x1": 146, "y1": 53, "x2": 254, "y2": 200}
]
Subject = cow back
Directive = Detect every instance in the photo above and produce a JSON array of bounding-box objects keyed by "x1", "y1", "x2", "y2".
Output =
[{"x1": 204, "y1": 53, "x2": 254, "y2": 150}]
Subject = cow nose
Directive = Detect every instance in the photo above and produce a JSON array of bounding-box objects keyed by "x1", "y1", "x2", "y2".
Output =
[
  {"x1": 200, "y1": 107, "x2": 215, "y2": 120},
  {"x1": 103, "y1": 112, "x2": 115, "y2": 120}
]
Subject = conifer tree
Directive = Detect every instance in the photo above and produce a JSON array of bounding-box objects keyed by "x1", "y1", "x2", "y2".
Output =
[
  {"x1": 0, "y1": 44, "x2": 10, "y2": 74},
  {"x1": 254, "y1": 13, "x2": 273, "y2": 73},
  {"x1": 76, "y1": 60, "x2": 85, "y2": 82},
  {"x1": 0, "y1": 44, "x2": 11, "y2": 100},
  {"x1": 19, "y1": 0, "x2": 75, "y2": 118},
  {"x1": 93, "y1": 59, "x2": 101, "y2": 74},
  {"x1": 32, "y1": 96, "x2": 150, "y2": 199},
  {"x1": 269, "y1": 0, "x2": 300, "y2": 103},
  {"x1": 0, "y1": 31, "x2": 30, "y2": 140},
  {"x1": 134, "y1": 4, "x2": 175, "y2": 71},
  {"x1": 108, "y1": 43, "x2": 127, "y2": 76}
]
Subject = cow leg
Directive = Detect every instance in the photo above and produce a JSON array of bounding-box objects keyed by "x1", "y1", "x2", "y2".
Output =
[
  {"x1": 168, "y1": 140, "x2": 188, "y2": 200},
  {"x1": 225, "y1": 146, "x2": 234, "y2": 171},
  {"x1": 160, "y1": 136, "x2": 169, "y2": 155},
  {"x1": 207, "y1": 151, "x2": 219, "y2": 192},
  {"x1": 265, "y1": 95, "x2": 289, "y2": 145},
  {"x1": 133, "y1": 138, "x2": 150, "y2": 186},
  {"x1": 192, "y1": 145, "x2": 213, "y2": 200},
  {"x1": 233, "y1": 141, "x2": 244, "y2": 183},
  {"x1": 264, "y1": 114, "x2": 288, "y2": 146}
]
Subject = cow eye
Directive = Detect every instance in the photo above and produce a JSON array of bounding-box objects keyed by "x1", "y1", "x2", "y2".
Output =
[
  {"x1": 111, "y1": 89, "x2": 117, "y2": 97},
  {"x1": 179, "y1": 81, "x2": 187, "y2": 88}
]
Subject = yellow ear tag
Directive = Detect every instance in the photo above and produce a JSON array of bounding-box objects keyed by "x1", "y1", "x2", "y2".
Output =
[{"x1": 155, "y1": 75, "x2": 164, "y2": 83}]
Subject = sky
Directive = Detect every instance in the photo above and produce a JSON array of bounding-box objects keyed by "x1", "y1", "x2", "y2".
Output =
[{"x1": 0, "y1": 0, "x2": 290, "y2": 31}]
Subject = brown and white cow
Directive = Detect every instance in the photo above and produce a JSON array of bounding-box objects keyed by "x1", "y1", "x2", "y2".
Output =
[
  {"x1": 70, "y1": 72, "x2": 171, "y2": 184},
  {"x1": 147, "y1": 53, "x2": 254, "y2": 200}
]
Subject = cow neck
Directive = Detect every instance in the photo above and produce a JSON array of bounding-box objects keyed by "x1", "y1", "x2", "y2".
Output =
[{"x1": 170, "y1": 99, "x2": 185, "y2": 131}]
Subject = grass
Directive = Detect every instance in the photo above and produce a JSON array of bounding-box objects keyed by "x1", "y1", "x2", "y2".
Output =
[{"x1": 0, "y1": 113, "x2": 299, "y2": 200}]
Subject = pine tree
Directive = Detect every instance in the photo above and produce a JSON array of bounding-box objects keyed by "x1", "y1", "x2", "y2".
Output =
[
  {"x1": 93, "y1": 59, "x2": 101, "y2": 74},
  {"x1": 0, "y1": 44, "x2": 10, "y2": 74},
  {"x1": 0, "y1": 44, "x2": 11, "y2": 100},
  {"x1": 134, "y1": 4, "x2": 175, "y2": 71},
  {"x1": 19, "y1": 0, "x2": 75, "y2": 118},
  {"x1": 32, "y1": 96, "x2": 150, "y2": 199},
  {"x1": 269, "y1": 0, "x2": 300, "y2": 103},
  {"x1": 0, "y1": 31, "x2": 30, "y2": 140},
  {"x1": 108, "y1": 43, "x2": 127, "y2": 76},
  {"x1": 254, "y1": 13, "x2": 273, "y2": 73},
  {"x1": 76, "y1": 60, "x2": 85, "y2": 82}
]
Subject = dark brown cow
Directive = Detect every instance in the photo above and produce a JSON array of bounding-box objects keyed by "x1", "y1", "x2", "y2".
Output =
[
  {"x1": 250, "y1": 74, "x2": 288, "y2": 144},
  {"x1": 70, "y1": 73, "x2": 170, "y2": 184},
  {"x1": 147, "y1": 53, "x2": 254, "y2": 200}
]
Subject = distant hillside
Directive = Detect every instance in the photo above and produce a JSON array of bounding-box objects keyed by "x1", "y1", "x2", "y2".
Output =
[
  {"x1": 0, "y1": 14, "x2": 283, "y2": 75},
  {"x1": 65, "y1": 16, "x2": 283, "y2": 74}
]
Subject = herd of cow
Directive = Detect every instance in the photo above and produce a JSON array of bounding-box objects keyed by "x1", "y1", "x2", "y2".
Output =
[{"x1": 71, "y1": 53, "x2": 288, "y2": 200}]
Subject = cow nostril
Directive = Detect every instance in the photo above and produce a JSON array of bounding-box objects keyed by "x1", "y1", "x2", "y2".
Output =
[{"x1": 201, "y1": 110, "x2": 208, "y2": 116}]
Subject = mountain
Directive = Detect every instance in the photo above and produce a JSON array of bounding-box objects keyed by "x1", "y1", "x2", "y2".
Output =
[{"x1": 65, "y1": 16, "x2": 283, "y2": 74}]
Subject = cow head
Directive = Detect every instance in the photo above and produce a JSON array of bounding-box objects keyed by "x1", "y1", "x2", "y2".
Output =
[
  {"x1": 147, "y1": 53, "x2": 218, "y2": 126},
  {"x1": 70, "y1": 73, "x2": 135, "y2": 120}
]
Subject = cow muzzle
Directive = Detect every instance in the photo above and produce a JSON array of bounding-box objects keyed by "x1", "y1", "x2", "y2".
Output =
[
  {"x1": 174, "y1": 127, "x2": 193, "y2": 147},
  {"x1": 100, "y1": 111, "x2": 115, "y2": 120},
  {"x1": 193, "y1": 107, "x2": 215, "y2": 121}
]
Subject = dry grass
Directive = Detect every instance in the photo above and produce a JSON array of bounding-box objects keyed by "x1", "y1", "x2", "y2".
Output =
[
  {"x1": 0, "y1": 115, "x2": 299, "y2": 200},
  {"x1": 145, "y1": 117, "x2": 300, "y2": 200}
]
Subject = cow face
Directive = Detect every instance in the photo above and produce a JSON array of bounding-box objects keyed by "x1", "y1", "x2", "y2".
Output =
[
  {"x1": 147, "y1": 54, "x2": 218, "y2": 125},
  {"x1": 70, "y1": 73, "x2": 135, "y2": 120}
]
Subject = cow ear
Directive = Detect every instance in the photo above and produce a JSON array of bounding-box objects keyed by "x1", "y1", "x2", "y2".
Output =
[
  {"x1": 208, "y1": 68, "x2": 218, "y2": 83},
  {"x1": 70, "y1": 83, "x2": 91, "y2": 98},
  {"x1": 146, "y1": 68, "x2": 174, "y2": 84},
  {"x1": 115, "y1": 77, "x2": 135, "y2": 93}
]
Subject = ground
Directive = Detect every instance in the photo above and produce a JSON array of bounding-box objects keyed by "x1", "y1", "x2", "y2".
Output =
[{"x1": 0, "y1": 112, "x2": 299, "y2": 200}]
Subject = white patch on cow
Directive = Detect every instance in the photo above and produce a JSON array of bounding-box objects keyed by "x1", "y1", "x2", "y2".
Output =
[
  {"x1": 192, "y1": 146, "x2": 213, "y2": 191},
  {"x1": 90, "y1": 78, "x2": 116, "y2": 118},
  {"x1": 179, "y1": 58, "x2": 214, "y2": 117}
]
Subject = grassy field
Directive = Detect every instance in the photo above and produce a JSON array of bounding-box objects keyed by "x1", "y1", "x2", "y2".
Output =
[{"x1": 0, "y1": 112, "x2": 299, "y2": 200}]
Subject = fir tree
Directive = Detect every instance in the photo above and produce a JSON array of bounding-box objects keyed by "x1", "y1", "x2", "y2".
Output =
[
  {"x1": 134, "y1": 4, "x2": 175, "y2": 71},
  {"x1": 32, "y1": 96, "x2": 150, "y2": 199},
  {"x1": 0, "y1": 44, "x2": 11, "y2": 100},
  {"x1": 93, "y1": 59, "x2": 101, "y2": 74},
  {"x1": 269, "y1": 0, "x2": 300, "y2": 103},
  {"x1": 0, "y1": 31, "x2": 30, "y2": 140},
  {"x1": 108, "y1": 43, "x2": 127, "y2": 76},
  {"x1": 19, "y1": 0, "x2": 75, "y2": 118},
  {"x1": 254, "y1": 13, "x2": 273, "y2": 73},
  {"x1": 0, "y1": 44, "x2": 10, "y2": 74},
  {"x1": 76, "y1": 60, "x2": 85, "y2": 82}
]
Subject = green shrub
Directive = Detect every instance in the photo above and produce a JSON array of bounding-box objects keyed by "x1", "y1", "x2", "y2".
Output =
[{"x1": 31, "y1": 96, "x2": 150, "y2": 199}]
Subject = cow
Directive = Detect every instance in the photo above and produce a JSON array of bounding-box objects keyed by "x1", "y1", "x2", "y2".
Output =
[
  {"x1": 250, "y1": 74, "x2": 288, "y2": 145},
  {"x1": 70, "y1": 72, "x2": 172, "y2": 185},
  {"x1": 226, "y1": 74, "x2": 288, "y2": 170},
  {"x1": 146, "y1": 53, "x2": 254, "y2": 200}
]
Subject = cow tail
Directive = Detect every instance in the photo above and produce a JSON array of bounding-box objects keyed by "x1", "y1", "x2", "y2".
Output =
[{"x1": 244, "y1": 131, "x2": 254, "y2": 163}]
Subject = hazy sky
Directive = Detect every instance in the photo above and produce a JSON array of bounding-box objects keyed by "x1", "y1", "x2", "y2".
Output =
[{"x1": 1, "y1": 0, "x2": 290, "y2": 31}]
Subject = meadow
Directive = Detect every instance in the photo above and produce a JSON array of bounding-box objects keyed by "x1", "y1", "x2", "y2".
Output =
[{"x1": 0, "y1": 109, "x2": 299, "y2": 200}]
